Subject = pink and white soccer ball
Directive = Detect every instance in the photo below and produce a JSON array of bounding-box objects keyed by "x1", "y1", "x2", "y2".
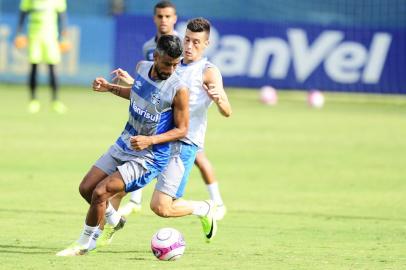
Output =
[
  {"x1": 259, "y1": 85, "x2": 278, "y2": 105},
  {"x1": 151, "y1": 228, "x2": 185, "y2": 261},
  {"x1": 308, "y1": 90, "x2": 325, "y2": 108}
]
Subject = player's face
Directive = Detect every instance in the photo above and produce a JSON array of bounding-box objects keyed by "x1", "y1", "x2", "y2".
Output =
[
  {"x1": 183, "y1": 29, "x2": 209, "y2": 62},
  {"x1": 153, "y1": 7, "x2": 177, "y2": 35},
  {"x1": 153, "y1": 53, "x2": 180, "y2": 80}
]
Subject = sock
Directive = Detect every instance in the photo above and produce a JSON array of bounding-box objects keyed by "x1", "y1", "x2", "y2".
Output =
[
  {"x1": 88, "y1": 228, "x2": 102, "y2": 251},
  {"x1": 130, "y1": 189, "x2": 143, "y2": 205},
  {"x1": 191, "y1": 201, "x2": 210, "y2": 217},
  {"x1": 207, "y1": 182, "x2": 224, "y2": 206},
  {"x1": 49, "y1": 64, "x2": 58, "y2": 101},
  {"x1": 29, "y1": 64, "x2": 37, "y2": 100},
  {"x1": 105, "y1": 202, "x2": 121, "y2": 227},
  {"x1": 77, "y1": 224, "x2": 98, "y2": 247}
]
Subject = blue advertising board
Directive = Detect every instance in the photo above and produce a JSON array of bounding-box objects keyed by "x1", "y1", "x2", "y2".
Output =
[{"x1": 115, "y1": 15, "x2": 406, "y2": 94}]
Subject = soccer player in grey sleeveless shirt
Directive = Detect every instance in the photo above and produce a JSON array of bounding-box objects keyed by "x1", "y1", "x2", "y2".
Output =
[{"x1": 57, "y1": 35, "x2": 189, "y2": 256}]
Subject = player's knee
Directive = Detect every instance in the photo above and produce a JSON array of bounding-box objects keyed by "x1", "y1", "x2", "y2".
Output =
[
  {"x1": 115, "y1": 190, "x2": 126, "y2": 200},
  {"x1": 150, "y1": 201, "x2": 171, "y2": 218},
  {"x1": 79, "y1": 180, "x2": 92, "y2": 201},
  {"x1": 91, "y1": 186, "x2": 106, "y2": 204}
]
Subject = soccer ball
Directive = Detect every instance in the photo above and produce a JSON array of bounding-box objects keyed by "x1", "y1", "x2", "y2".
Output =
[
  {"x1": 259, "y1": 85, "x2": 278, "y2": 105},
  {"x1": 151, "y1": 228, "x2": 185, "y2": 261},
  {"x1": 308, "y1": 90, "x2": 325, "y2": 108}
]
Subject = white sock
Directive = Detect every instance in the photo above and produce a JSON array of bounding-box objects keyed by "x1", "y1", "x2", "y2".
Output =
[
  {"x1": 191, "y1": 201, "x2": 210, "y2": 217},
  {"x1": 130, "y1": 189, "x2": 143, "y2": 205},
  {"x1": 105, "y1": 202, "x2": 121, "y2": 227},
  {"x1": 77, "y1": 224, "x2": 98, "y2": 247},
  {"x1": 88, "y1": 228, "x2": 102, "y2": 251},
  {"x1": 207, "y1": 182, "x2": 224, "y2": 206}
]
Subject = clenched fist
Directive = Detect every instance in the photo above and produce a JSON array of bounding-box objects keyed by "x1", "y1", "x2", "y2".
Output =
[{"x1": 130, "y1": 135, "x2": 153, "y2": 151}]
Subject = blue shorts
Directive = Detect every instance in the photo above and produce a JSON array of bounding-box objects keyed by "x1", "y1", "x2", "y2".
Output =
[
  {"x1": 155, "y1": 141, "x2": 198, "y2": 198},
  {"x1": 94, "y1": 144, "x2": 162, "y2": 192}
]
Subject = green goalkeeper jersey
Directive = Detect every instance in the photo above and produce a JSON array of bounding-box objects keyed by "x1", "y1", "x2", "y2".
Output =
[{"x1": 20, "y1": 0, "x2": 67, "y2": 38}]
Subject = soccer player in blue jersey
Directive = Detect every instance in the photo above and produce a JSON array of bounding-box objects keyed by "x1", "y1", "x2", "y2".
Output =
[
  {"x1": 56, "y1": 35, "x2": 190, "y2": 256},
  {"x1": 109, "y1": 18, "x2": 232, "y2": 244},
  {"x1": 121, "y1": 0, "x2": 228, "y2": 222}
]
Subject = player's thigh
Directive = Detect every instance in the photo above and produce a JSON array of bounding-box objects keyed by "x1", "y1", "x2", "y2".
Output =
[
  {"x1": 43, "y1": 37, "x2": 61, "y2": 64},
  {"x1": 105, "y1": 171, "x2": 126, "y2": 194},
  {"x1": 80, "y1": 165, "x2": 109, "y2": 194},
  {"x1": 150, "y1": 189, "x2": 173, "y2": 210},
  {"x1": 195, "y1": 149, "x2": 206, "y2": 160},
  {"x1": 194, "y1": 149, "x2": 210, "y2": 166},
  {"x1": 28, "y1": 37, "x2": 42, "y2": 64},
  {"x1": 93, "y1": 171, "x2": 126, "y2": 201}
]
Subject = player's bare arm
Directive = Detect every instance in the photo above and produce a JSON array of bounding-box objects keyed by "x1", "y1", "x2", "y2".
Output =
[
  {"x1": 203, "y1": 66, "x2": 232, "y2": 117},
  {"x1": 130, "y1": 87, "x2": 189, "y2": 150},
  {"x1": 111, "y1": 66, "x2": 137, "y2": 86},
  {"x1": 92, "y1": 77, "x2": 131, "y2": 99}
]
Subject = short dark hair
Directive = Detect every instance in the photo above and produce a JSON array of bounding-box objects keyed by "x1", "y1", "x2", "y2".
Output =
[
  {"x1": 187, "y1": 17, "x2": 211, "y2": 35},
  {"x1": 154, "y1": 1, "x2": 176, "y2": 14},
  {"x1": 155, "y1": 35, "x2": 183, "y2": 59}
]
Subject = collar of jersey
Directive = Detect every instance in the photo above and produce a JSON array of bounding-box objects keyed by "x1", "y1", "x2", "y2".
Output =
[{"x1": 180, "y1": 57, "x2": 206, "y2": 67}]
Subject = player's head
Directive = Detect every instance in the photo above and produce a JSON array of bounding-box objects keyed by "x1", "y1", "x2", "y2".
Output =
[
  {"x1": 153, "y1": 35, "x2": 183, "y2": 80},
  {"x1": 183, "y1": 17, "x2": 210, "y2": 62},
  {"x1": 153, "y1": 1, "x2": 177, "y2": 36}
]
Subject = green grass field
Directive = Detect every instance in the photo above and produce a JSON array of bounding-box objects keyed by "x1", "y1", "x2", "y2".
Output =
[{"x1": 1, "y1": 84, "x2": 406, "y2": 269}]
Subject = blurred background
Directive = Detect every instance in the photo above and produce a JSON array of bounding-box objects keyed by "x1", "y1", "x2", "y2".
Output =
[{"x1": 0, "y1": 0, "x2": 405, "y2": 93}]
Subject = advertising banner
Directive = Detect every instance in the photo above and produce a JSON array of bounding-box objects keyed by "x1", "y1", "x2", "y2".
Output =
[{"x1": 115, "y1": 15, "x2": 406, "y2": 94}]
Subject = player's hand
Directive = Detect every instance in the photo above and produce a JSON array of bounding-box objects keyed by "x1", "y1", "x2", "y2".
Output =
[
  {"x1": 203, "y1": 83, "x2": 222, "y2": 104},
  {"x1": 111, "y1": 68, "x2": 134, "y2": 86},
  {"x1": 130, "y1": 135, "x2": 153, "y2": 151},
  {"x1": 14, "y1": 35, "x2": 27, "y2": 49},
  {"x1": 92, "y1": 77, "x2": 110, "y2": 92},
  {"x1": 59, "y1": 39, "x2": 72, "y2": 53}
]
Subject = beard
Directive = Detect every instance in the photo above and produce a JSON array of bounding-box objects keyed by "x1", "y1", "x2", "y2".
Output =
[{"x1": 154, "y1": 65, "x2": 171, "y2": 80}]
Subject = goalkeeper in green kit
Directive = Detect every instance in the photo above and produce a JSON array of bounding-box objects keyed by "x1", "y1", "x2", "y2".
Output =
[{"x1": 15, "y1": 0, "x2": 70, "y2": 114}]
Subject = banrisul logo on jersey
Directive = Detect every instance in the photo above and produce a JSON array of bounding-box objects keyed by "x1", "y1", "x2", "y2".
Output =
[{"x1": 130, "y1": 101, "x2": 159, "y2": 123}]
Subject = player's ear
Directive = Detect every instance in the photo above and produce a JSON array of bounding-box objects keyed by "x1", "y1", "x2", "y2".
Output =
[
  {"x1": 153, "y1": 51, "x2": 159, "y2": 62},
  {"x1": 204, "y1": 31, "x2": 210, "y2": 46},
  {"x1": 153, "y1": 14, "x2": 158, "y2": 25}
]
